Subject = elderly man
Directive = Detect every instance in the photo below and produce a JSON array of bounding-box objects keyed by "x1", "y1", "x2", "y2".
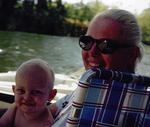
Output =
[{"x1": 52, "y1": 9, "x2": 143, "y2": 127}]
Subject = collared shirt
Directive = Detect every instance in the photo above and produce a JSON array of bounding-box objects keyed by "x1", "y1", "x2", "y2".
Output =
[{"x1": 52, "y1": 91, "x2": 75, "y2": 127}]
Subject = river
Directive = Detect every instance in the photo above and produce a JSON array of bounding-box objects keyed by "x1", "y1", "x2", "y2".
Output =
[{"x1": 0, "y1": 31, "x2": 150, "y2": 77}]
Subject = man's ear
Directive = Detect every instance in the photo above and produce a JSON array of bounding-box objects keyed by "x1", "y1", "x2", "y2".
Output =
[
  {"x1": 132, "y1": 46, "x2": 141, "y2": 62},
  {"x1": 127, "y1": 46, "x2": 141, "y2": 72},
  {"x1": 12, "y1": 85, "x2": 16, "y2": 94},
  {"x1": 49, "y1": 89, "x2": 57, "y2": 101}
]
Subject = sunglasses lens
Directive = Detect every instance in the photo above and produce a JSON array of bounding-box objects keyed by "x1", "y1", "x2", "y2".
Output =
[
  {"x1": 97, "y1": 40, "x2": 116, "y2": 54},
  {"x1": 79, "y1": 36, "x2": 121, "y2": 54},
  {"x1": 79, "y1": 36, "x2": 93, "y2": 50}
]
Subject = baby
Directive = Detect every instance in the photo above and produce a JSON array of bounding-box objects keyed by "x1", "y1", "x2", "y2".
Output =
[{"x1": 0, "y1": 59, "x2": 57, "y2": 127}]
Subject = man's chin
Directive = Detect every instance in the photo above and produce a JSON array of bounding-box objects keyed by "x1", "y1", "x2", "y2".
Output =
[{"x1": 88, "y1": 64, "x2": 100, "y2": 69}]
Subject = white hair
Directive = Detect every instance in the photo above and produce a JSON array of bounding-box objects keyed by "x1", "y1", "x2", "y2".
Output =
[
  {"x1": 94, "y1": 9, "x2": 142, "y2": 45},
  {"x1": 92, "y1": 9, "x2": 143, "y2": 60}
]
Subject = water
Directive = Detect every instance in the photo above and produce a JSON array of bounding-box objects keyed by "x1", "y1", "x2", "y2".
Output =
[
  {"x1": 0, "y1": 31, "x2": 150, "y2": 77},
  {"x1": 0, "y1": 31, "x2": 83, "y2": 75},
  {"x1": 136, "y1": 46, "x2": 150, "y2": 76}
]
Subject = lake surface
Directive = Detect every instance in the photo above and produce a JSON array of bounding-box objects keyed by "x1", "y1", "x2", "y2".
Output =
[
  {"x1": 0, "y1": 31, "x2": 150, "y2": 76},
  {"x1": 0, "y1": 31, "x2": 83, "y2": 75}
]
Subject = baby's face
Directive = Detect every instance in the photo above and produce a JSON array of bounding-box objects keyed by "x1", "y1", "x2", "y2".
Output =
[{"x1": 14, "y1": 68, "x2": 52, "y2": 116}]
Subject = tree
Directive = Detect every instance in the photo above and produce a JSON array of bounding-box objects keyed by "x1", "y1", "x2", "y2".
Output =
[
  {"x1": 37, "y1": 0, "x2": 48, "y2": 11},
  {"x1": 87, "y1": 0, "x2": 108, "y2": 19},
  {"x1": 65, "y1": 1, "x2": 107, "y2": 22},
  {"x1": 138, "y1": 8, "x2": 150, "y2": 42},
  {"x1": 0, "y1": 0, "x2": 17, "y2": 30}
]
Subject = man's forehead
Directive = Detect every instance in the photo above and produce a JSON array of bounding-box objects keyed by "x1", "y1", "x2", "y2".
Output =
[{"x1": 87, "y1": 18, "x2": 124, "y2": 42}]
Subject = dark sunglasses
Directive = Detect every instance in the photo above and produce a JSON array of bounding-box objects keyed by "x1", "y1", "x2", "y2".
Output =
[{"x1": 79, "y1": 35, "x2": 134, "y2": 54}]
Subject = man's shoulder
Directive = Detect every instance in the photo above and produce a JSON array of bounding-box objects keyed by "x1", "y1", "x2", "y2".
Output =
[
  {"x1": 55, "y1": 91, "x2": 75, "y2": 110},
  {"x1": 52, "y1": 91, "x2": 76, "y2": 127}
]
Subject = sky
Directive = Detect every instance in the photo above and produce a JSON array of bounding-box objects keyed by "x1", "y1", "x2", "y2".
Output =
[{"x1": 62, "y1": 0, "x2": 150, "y2": 14}]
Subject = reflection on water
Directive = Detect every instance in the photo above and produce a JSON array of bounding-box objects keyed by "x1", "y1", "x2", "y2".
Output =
[
  {"x1": 0, "y1": 31, "x2": 150, "y2": 76},
  {"x1": 0, "y1": 31, "x2": 82, "y2": 74}
]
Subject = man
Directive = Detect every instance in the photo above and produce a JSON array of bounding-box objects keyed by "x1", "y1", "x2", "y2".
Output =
[
  {"x1": 52, "y1": 9, "x2": 143, "y2": 126},
  {"x1": 81, "y1": 9, "x2": 142, "y2": 72}
]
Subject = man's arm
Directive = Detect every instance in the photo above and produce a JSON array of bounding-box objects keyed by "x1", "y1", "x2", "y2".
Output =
[
  {"x1": 50, "y1": 103, "x2": 58, "y2": 118},
  {"x1": 0, "y1": 104, "x2": 16, "y2": 127},
  {"x1": 50, "y1": 91, "x2": 75, "y2": 118}
]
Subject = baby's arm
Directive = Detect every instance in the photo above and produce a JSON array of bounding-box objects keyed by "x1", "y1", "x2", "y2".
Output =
[{"x1": 0, "y1": 104, "x2": 16, "y2": 127}]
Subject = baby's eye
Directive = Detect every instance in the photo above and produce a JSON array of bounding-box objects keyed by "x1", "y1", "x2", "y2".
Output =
[
  {"x1": 31, "y1": 90, "x2": 43, "y2": 96},
  {"x1": 15, "y1": 89, "x2": 25, "y2": 94}
]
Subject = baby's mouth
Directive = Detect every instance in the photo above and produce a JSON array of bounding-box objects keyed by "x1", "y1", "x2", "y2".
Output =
[{"x1": 21, "y1": 101, "x2": 35, "y2": 107}]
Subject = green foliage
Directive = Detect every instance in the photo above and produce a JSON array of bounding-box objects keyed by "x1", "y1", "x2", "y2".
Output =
[
  {"x1": 138, "y1": 8, "x2": 150, "y2": 42},
  {"x1": 2, "y1": 0, "x2": 148, "y2": 40},
  {"x1": 65, "y1": 1, "x2": 107, "y2": 22},
  {"x1": 87, "y1": 1, "x2": 108, "y2": 18}
]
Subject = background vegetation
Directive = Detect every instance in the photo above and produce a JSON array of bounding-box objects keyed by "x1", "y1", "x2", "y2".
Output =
[{"x1": 0, "y1": 0, "x2": 149, "y2": 42}]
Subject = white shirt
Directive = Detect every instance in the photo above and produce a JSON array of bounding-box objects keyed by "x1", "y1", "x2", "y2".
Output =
[{"x1": 52, "y1": 91, "x2": 75, "y2": 127}]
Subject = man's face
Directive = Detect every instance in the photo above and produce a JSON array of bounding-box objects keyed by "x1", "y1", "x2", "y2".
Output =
[{"x1": 81, "y1": 18, "x2": 133, "y2": 71}]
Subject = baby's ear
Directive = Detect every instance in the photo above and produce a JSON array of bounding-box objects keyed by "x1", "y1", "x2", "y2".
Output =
[
  {"x1": 12, "y1": 85, "x2": 16, "y2": 93},
  {"x1": 49, "y1": 89, "x2": 57, "y2": 101}
]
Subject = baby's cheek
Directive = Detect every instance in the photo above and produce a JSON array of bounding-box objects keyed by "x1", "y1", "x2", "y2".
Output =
[
  {"x1": 35, "y1": 97, "x2": 47, "y2": 106},
  {"x1": 14, "y1": 96, "x2": 20, "y2": 102}
]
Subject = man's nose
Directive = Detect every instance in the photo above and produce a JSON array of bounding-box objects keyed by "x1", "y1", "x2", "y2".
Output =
[{"x1": 89, "y1": 43, "x2": 100, "y2": 56}]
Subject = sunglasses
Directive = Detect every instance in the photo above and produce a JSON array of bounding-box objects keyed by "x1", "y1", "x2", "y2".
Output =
[{"x1": 79, "y1": 35, "x2": 134, "y2": 54}]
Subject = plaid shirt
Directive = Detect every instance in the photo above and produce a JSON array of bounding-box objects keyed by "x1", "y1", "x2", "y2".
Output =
[{"x1": 67, "y1": 68, "x2": 150, "y2": 127}]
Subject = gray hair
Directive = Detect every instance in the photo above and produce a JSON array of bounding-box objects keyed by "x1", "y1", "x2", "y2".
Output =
[{"x1": 94, "y1": 9, "x2": 142, "y2": 46}]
